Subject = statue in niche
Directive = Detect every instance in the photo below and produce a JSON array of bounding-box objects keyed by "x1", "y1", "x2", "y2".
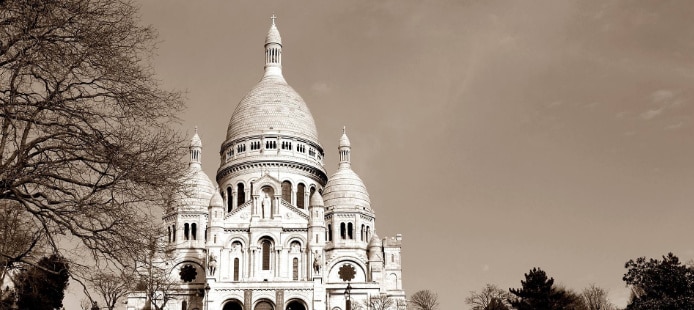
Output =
[
  {"x1": 232, "y1": 242, "x2": 240, "y2": 253},
  {"x1": 290, "y1": 242, "x2": 300, "y2": 253},
  {"x1": 261, "y1": 191, "x2": 272, "y2": 218},
  {"x1": 208, "y1": 253, "x2": 217, "y2": 276},
  {"x1": 313, "y1": 251, "x2": 321, "y2": 273}
]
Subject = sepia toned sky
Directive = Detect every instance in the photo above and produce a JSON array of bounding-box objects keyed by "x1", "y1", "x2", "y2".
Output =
[{"x1": 66, "y1": 1, "x2": 694, "y2": 308}]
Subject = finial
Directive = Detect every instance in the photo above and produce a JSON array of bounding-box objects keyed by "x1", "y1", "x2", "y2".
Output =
[
  {"x1": 271, "y1": 13, "x2": 277, "y2": 26},
  {"x1": 195, "y1": 126, "x2": 198, "y2": 134},
  {"x1": 343, "y1": 126, "x2": 346, "y2": 135}
]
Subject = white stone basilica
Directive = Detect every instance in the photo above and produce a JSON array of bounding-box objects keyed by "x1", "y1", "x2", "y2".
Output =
[{"x1": 128, "y1": 18, "x2": 405, "y2": 310}]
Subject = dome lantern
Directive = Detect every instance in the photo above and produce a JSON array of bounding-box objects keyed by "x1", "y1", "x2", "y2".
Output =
[
  {"x1": 264, "y1": 14, "x2": 283, "y2": 77},
  {"x1": 189, "y1": 126, "x2": 202, "y2": 168}
]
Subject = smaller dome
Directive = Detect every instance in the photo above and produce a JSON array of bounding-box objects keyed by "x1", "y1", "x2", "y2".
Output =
[
  {"x1": 180, "y1": 166, "x2": 215, "y2": 208},
  {"x1": 310, "y1": 191, "x2": 324, "y2": 207},
  {"x1": 209, "y1": 190, "x2": 223, "y2": 207},
  {"x1": 323, "y1": 167, "x2": 370, "y2": 209},
  {"x1": 368, "y1": 234, "x2": 382, "y2": 248}
]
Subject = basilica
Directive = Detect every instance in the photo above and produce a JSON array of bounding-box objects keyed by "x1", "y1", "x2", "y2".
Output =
[{"x1": 127, "y1": 18, "x2": 405, "y2": 310}]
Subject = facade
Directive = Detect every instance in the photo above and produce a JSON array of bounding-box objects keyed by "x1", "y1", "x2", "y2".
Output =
[{"x1": 127, "y1": 18, "x2": 405, "y2": 310}]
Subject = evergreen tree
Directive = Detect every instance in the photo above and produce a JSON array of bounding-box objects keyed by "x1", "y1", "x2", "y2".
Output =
[
  {"x1": 509, "y1": 268, "x2": 556, "y2": 310},
  {"x1": 15, "y1": 255, "x2": 70, "y2": 310},
  {"x1": 509, "y1": 267, "x2": 586, "y2": 310}
]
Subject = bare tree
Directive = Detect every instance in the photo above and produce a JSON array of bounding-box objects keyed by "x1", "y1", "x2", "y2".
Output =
[
  {"x1": 0, "y1": 0, "x2": 185, "y2": 274},
  {"x1": 85, "y1": 269, "x2": 135, "y2": 310},
  {"x1": 582, "y1": 284, "x2": 616, "y2": 310},
  {"x1": 362, "y1": 294, "x2": 396, "y2": 310},
  {"x1": 465, "y1": 284, "x2": 512, "y2": 310},
  {"x1": 134, "y1": 229, "x2": 178, "y2": 310},
  {"x1": 409, "y1": 290, "x2": 439, "y2": 310}
]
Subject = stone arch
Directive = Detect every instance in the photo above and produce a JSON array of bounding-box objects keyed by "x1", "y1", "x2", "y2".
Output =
[
  {"x1": 223, "y1": 299, "x2": 244, "y2": 310},
  {"x1": 326, "y1": 258, "x2": 368, "y2": 283},
  {"x1": 254, "y1": 299, "x2": 275, "y2": 310},
  {"x1": 285, "y1": 299, "x2": 307, "y2": 310}
]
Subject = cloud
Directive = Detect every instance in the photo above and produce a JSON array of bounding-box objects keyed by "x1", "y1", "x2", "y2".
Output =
[
  {"x1": 640, "y1": 108, "x2": 663, "y2": 120},
  {"x1": 665, "y1": 121, "x2": 684, "y2": 130},
  {"x1": 651, "y1": 89, "x2": 675, "y2": 103}
]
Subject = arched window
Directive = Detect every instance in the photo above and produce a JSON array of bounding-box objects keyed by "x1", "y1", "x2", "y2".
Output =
[
  {"x1": 367, "y1": 226, "x2": 371, "y2": 241},
  {"x1": 167, "y1": 226, "x2": 171, "y2": 243},
  {"x1": 227, "y1": 187, "x2": 232, "y2": 212},
  {"x1": 182, "y1": 301, "x2": 187, "y2": 310},
  {"x1": 172, "y1": 225, "x2": 176, "y2": 242},
  {"x1": 184, "y1": 223, "x2": 189, "y2": 240},
  {"x1": 281, "y1": 181, "x2": 292, "y2": 202},
  {"x1": 361, "y1": 224, "x2": 365, "y2": 242},
  {"x1": 233, "y1": 258, "x2": 240, "y2": 281},
  {"x1": 261, "y1": 240, "x2": 271, "y2": 270},
  {"x1": 191, "y1": 223, "x2": 197, "y2": 240},
  {"x1": 347, "y1": 223, "x2": 353, "y2": 239},
  {"x1": 310, "y1": 187, "x2": 315, "y2": 200},
  {"x1": 328, "y1": 224, "x2": 332, "y2": 241},
  {"x1": 340, "y1": 223, "x2": 346, "y2": 240},
  {"x1": 297, "y1": 183, "x2": 306, "y2": 209},
  {"x1": 237, "y1": 183, "x2": 245, "y2": 206},
  {"x1": 292, "y1": 258, "x2": 299, "y2": 281}
]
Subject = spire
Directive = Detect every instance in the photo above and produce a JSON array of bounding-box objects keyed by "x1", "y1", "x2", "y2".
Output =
[
  {"x1": 190, "y1": 127, "x2": 202, "y2": 168},
  {"x1": 264, "y1": 14, "x2": 283, "y2": 77},
  {"x1": 338, "y1": 127, "x2": 351, "y2": 169}
]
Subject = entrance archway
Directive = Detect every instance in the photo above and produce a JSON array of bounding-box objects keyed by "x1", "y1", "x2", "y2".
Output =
[
  {"x1": 223, "y1": 299, "x2": 244, "y2": 310},
  {"x1": 286, "y1": 300, "x2": 306, "y2": 310},
  {"x1": 254, "y1": 300, "x2": 274, "y2": 310}
]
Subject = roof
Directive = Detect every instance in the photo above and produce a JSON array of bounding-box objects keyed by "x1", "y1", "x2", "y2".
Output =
[{"x1": 226, "y1": 74, "x2": 319, "y2": 142}]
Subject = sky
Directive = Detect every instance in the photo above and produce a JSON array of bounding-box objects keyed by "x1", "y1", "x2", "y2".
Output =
[{"x1": 67, "y1": 1, "x2": 694, "y2": 309}]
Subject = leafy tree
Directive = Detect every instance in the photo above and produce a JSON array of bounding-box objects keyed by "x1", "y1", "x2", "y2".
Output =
[
  {"x1": 409, "y1": 290, "x2": 439, "y2": 310},
  {"x1": 0, "y1": 0, "x2": 186, "y2": 273},
  {"x1": 623, "y1": 252, "x2": 694, "y2": 309},
  {"x1": 14, "y1": 254, "x2": 70, "y2": 310},
  {"x1": 465, "y1": 284, "x2": 511, "y2": 310},
  {"x1": 509, "y1": 268, "x2": 587, "y2": 310}
]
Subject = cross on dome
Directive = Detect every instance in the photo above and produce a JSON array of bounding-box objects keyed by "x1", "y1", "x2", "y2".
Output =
[{"x1": 271, "y1": 13, "x2": 277, "y2": 25}]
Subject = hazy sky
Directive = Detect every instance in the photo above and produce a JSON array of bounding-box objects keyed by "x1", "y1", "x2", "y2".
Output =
[{"x1": 66, "y1": 1, "x2": 694, "y2": 308}]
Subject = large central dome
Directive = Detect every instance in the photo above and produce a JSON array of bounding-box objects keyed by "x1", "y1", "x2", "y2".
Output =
[
  {"x1": 226, "y1": 74, "x2": 318, "y2": 142},
  {"x1": 225, "y1": 20, "x2": 318, "y2": 143}
]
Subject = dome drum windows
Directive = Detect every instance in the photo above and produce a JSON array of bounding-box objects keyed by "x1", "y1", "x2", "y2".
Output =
[
  {"x1": 237, "y1": 143, "x2": 246, "y2": 153},
  {"x1": 281, "y1": 141, "x2": 292, "y2": 150},
  {"x1": 250, "y1": 141, "x2": 261, "y2": 151},
  {"x1": 297, "y1": 144, "x2": 306, "y2": 153},
  {"x1": 265, "y1": 140, "x2": 277, "y2": 150}
]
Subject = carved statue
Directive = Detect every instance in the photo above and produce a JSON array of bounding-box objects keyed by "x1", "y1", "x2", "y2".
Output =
[
  {"x1": 208, "y1": 253, "x2": 217, "y2": 276},
  {"x1": 313, "y1": 252, "x2": 321, "y2": 273},
  {"x1": 261, "y1": 192, "x2": 271, "y2": 218}
]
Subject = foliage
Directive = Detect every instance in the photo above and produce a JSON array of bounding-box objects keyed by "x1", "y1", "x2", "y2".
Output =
[
  {"x1": 623, "y1": 252, "x2": 694, "y2": 310},
  {"x1": 14, "y1": 254, "x2": 70, "y2": 310},
  {"x1": 0, "y1": 0, "x2": 186, "y2": 272},
  {"x1": 509, "y1": 267, "x2": 587, "y2": 310},
  {"x1": 465, "y1": 284, "x2": 511, "y2": 310},
  {"x1": 409, "y1": 290, "x2": 439, "y2": 310}
]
